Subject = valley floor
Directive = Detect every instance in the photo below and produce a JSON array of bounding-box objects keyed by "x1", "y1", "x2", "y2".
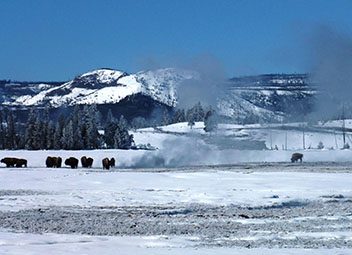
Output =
[{"x1": 0, "y1": 163, "x2": 352, "y2": 254}]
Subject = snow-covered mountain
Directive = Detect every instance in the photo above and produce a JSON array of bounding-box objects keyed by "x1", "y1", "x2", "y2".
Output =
[
  {"x1": 7, "y1": 68, "x2": 196, "y2": 108},
  {"x1": 0, "y1": 69, "x2": 315, "y2": 123}
]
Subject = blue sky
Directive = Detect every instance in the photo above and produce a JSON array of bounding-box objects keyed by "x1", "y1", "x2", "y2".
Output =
[{"x1": 1, "y1": 0, "x2": 352, "y2": 81}]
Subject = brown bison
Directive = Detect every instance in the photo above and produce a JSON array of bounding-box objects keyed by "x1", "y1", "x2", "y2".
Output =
[
  {"x1": 291, "y1": 153, "x2": 303, "y2": 163},
  {"x1": 110, "y1": 157, "x2": 115, "y2": 168},
  {"x1": 102, "y1": 158, "x2": 110, "y2": 170},
  {"x1": 81, "y1": 156, "x2": 94, "y2": 168},
  {"x1": 15, "y1": 158, "x2": 27, "y2": 167},
  {"x1": 65, "y1": 157, "x2": 79, "y2": 169},
  {"x1": 57, "y1": 157, "x2": 62, "y2": 168},
  {"x1": 1, "y1": 157, "x2": 17, "y2": 167},
  {"x1": 1, "y1": 157, "x2": 27, "y2": 167},
  {"x1": 46, "y1": 156, "x2": 62, "y2": 168}
]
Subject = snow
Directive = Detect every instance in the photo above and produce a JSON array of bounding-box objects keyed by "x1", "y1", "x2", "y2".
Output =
[
  {"x1": 321, "y1": 119, "x2": 352, "y2": 129},
  {"x1": 80, "y1": 69, "x2": 126, "y2": 83},
  {"x1": 75, "y1": 85, "x2": 141, "y2": 105},
  {"x1": 157, "y1": 121, "x2": 206, "y2": 134},
  {"x1": 218, "y1": 93, "x2": 283, "y2": 122},
  {"x1": 0, "y1": 164, "x2": 352, "y2": 253},
  {"x1": 9, "y1": 68, "x2": 197, "y2": 107},
  {"x1": 1, "y1": 122, "x2": 352, "y2": 253},
  {"x1": 1, "y1": 231, "x2": 348, "y2": 255},
  {"x1": 0, "y1": 155, "x2": 352, "y2": 211}
]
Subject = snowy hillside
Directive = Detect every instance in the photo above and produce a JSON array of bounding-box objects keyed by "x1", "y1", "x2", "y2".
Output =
[
  {"x1": 1, "y1": 71, "x2": 316, "y2": 123},
  {"x1": 218, "y1": 93, "x2": 283, "y2": 122},
  {"x1": 227, "y1": 74, "x2": 315, "y2": 120},
  {"x1": 8, "y1": 68, "x2": 196, "y2": 108}
]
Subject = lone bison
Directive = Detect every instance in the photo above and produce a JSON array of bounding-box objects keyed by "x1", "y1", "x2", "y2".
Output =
[
  {"x1": 81, "y1": 156, "x2": 94, "y2": 168},
  {"x1": 65, "y1": 157, "x2": 79, "y2": 169},
  {"x1": 46, "y1": 156, "x2": 62, "y2": 168},
  {"x1": 1, "y1": 157, "x2": 27, "y2": 167},
  {"x1": 291, "y1": 153, "x2": 303, "y2": 163},
  {"x1": 102, "y1": 158, "x2": 110, "y2": 170},
  {"x1": 110, "y1": 157, "x2": 115, "y2": 168}
]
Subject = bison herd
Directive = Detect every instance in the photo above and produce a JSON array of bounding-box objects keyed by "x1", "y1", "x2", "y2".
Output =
[
  {"x1": 0, "y1": 156, "x2": 116, "y2": 169},
  {"x1": 0, "y1": 153, "x2": 304, "y2": 168}
]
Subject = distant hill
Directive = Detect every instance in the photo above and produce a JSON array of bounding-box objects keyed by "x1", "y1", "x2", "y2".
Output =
[{"x1": 0, "y1": 70, "x2": 315, "y2": 123}]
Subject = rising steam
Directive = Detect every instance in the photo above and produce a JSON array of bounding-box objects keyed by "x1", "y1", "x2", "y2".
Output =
[{"x1": 310, "y1": 25, "x2": 352, "y2": 119}]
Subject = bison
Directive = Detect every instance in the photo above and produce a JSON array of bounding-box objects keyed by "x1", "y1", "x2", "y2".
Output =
[
  {"x1": 1, "y1": 157, "x2": 17, "y2": 167},
  {"x1": 46, "y1": 156, "x2": 62, "y2": 168},
  {"x1": 15, "y1": 158, "x2": 27, "y2": 167},
  {"x1": 291, "y1": 153, "x2": 303, "y2": 163},
  {"x1": 110, "y1": 157, "x2": 115, "y2": 168},
  {"x1": 86, "y1": 157, "x2": 93, "y2": 168},
  {"x1": 102, "y1": 158, "x2": 110, "y2": 170},
  {"x1": 57, "y1": 157, "x2": 62, "y2": 168},
  {"x1": 81, "y1": 156, "x2": 94, "y2": 168},
  {"x1": 1, "y1": 157, "x2": 27, "y2": 167},
  {"x1": 65, "y1": 157, "x2": 79, "y2": 169}
]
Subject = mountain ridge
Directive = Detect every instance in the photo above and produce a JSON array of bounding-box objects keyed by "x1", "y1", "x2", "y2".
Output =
[{"x1": 0, "y1": 69, "x2": 315, "y2": 123}]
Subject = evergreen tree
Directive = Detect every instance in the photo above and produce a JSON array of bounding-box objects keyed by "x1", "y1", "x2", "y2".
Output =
[
  {"x1": 6, "y1": 111, "x2": 16, "y2": 149},
  {"x1": 104, "y1": 121, "x2": 118, "y2": 148},
  {"x1": 40, "y1": 107, "x2": 50, "y2": 149},
  {"x1": 113, "y1": 125, "x2": 134, "y2": 149},
  {"x1": 131, "y1": 117, "x2": 147, "y2": 130},
  {"x1": 25, "y1": 109, "x2": 39, "y2": 150},
  {"x1": 0, "y1": 110, "x2": 4, "y2": 149},
  {"x1": 118, "y1": 115, "x2": 128, "y2": 128},
  {"x1": 53, "y1": 114, "x2": 66, "y2": 149},
  {"x1": 46, "y1": 121, "x2": 55, "y2": 150},
  {"x1": 53, "y1": 122, "x2": 62, "y2": 149},
  {"x1": 173, "y1": 109, "x2": 186, "y2": 123},
  {"x1": 36, "y1": 117, "x2": 46, "y2": 150},
  {"x1": 104, "y1": 114, "x2": 134, "y2": 149},
  {"x1": 107, "y1": 109, "x2": 115, "y2": 123},
  {"x1": 83, "y1": 105, "x2": 100, "y2": 149},
  {"x1": 162, "y1": 108, "x2": 171, "y2": 126},
  {"x1": 61, "y1": 120, "x2": 74, "y2": 149},
  {"x1": 71, "y1": 105, "x2": 84, "y2": 150},
  {"x1": 187, "y1": 102, "x2": 205, "y2": 122}
]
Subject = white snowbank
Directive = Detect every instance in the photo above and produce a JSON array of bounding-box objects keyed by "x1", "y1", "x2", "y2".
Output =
[
  {"x1": 0, "y1": 166, "x2": 351, "y2": 211},
  {"x1": 0, "y1": 231, "x2": 349, "y2": 255}
]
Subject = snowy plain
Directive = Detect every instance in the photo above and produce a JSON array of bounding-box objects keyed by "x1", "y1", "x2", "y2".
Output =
[{"x1": 1, "y1": 122, "x2": 352, "y2": 254}]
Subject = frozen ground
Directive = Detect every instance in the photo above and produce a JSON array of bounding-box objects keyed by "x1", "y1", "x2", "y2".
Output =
[{"x1": 0, "y1": 163, "x2": 352, "y2": 254}]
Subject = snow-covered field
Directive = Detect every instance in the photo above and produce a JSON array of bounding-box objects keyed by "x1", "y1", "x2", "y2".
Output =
[
  {"x1": 0, "y1": 164, "x2": 352, "y2": 254},
  {"x1": 1, "y1": 122, "x2": 352, "y2": 254}
]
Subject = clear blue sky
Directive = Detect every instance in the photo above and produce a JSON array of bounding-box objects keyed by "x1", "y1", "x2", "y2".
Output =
[{"x1": 1, "y1": 0, "x2": 352, "y2": 81}]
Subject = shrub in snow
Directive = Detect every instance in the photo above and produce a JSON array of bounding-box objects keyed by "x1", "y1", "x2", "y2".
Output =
[
  {"x1": 317, "y1": 141, "x2": 324, "y2": 150},
  {"x1": 343, "y1": 143, "x2": 350, "y2": 149}
]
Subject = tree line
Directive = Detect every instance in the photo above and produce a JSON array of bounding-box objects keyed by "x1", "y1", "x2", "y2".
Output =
[
  {"x1": 0, "y1": 102, "x2": 217, "y2": 150},
  {"x1": 0, "y1": 105, "x2": 134, "y2": 150}
]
